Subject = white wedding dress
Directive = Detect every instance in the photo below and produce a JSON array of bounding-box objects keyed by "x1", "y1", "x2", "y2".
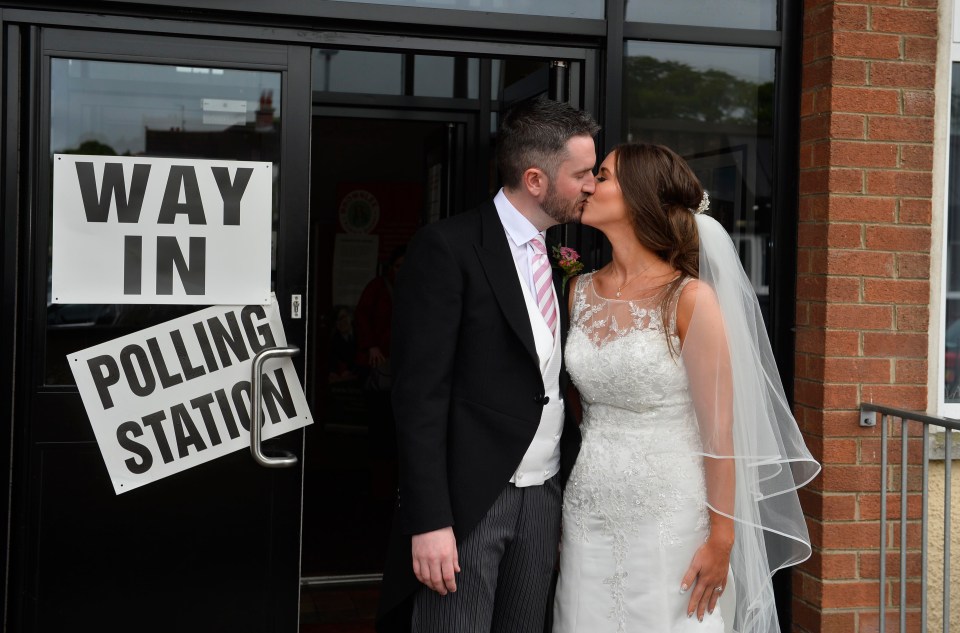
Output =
[{"x1": 553, "y1": 272, "x2": 724, "y2": 633}]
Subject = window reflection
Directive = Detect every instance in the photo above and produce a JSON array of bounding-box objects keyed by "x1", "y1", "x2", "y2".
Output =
[
  {"x1": 625, "y1": 0, "x2": 776, "y2": 30},
  {"x1": 944, "y1": 64, "x2": 960, "y2": 402},
  {"x1": 47, "y1": 58, "x2": 282, "y2": 385},
  {"x1": 625, "y1": 41, "x2": 775, "y2": 316},
  {"x1": 327, "y1": 0, "x2": 603, "y2": 19}
]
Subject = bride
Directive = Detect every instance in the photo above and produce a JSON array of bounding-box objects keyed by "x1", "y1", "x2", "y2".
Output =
[{"x1": 553, "y1": 143, "x2": 819, "y2": 633}]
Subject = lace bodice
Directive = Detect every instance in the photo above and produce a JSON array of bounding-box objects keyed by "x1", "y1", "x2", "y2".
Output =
[{"x1": 561, "y1": 273, "x2": 709, "y2": 631}]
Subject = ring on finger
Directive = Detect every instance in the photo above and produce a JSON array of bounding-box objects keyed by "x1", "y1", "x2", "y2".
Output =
[{"x1": 714, "y1": 586, "x2": 723, "y2": 593}]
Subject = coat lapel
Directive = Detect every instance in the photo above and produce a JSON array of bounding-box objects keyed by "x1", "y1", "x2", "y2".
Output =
[{"x1": 474, "y1": 202, "x2": 539, "y2": 366}]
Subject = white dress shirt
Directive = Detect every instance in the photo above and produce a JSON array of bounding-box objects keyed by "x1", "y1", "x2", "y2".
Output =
[{"x1": 493, "y1": 189, "x2": 547, "y2": 300}]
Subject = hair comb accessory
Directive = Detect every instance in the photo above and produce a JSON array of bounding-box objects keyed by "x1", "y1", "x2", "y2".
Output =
[{"x1": 695, "y1": 191, "x2": 710, "y2": 215}]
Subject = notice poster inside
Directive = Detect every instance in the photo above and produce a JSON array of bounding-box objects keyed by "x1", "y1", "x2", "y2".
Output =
[
  {"x1": 69, "y1": 297, "x2": 312, "y2": 494},
  {"x1": 52, "y1": 154, "x2": 273, "y2": 305}
]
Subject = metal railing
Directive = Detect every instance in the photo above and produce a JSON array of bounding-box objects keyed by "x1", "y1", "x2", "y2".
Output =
[{"x1": 860, "y1": 403, "x2": 960, "y2": 633}]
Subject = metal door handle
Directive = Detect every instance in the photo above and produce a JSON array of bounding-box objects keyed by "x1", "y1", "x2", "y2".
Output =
[{"x1": 250, "y1": 346, "x2": 300, "y2": 468}]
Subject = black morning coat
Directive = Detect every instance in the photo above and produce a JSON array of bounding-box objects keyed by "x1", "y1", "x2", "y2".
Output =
[{"x1": 375, "y1": 200, "x2": 581, "y2": 632}]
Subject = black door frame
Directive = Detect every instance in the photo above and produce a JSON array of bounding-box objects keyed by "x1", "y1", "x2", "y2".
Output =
[{"x1": 3, "y1": 19, "x2": 312, "y2": 632}]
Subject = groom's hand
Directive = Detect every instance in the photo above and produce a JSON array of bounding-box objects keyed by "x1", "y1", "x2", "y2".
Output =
[{"x1": 411, "y1": 526, "x2": 461, "y2": 595}]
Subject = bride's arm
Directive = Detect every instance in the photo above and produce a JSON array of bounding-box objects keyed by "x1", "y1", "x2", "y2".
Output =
[{"x1": 677, "y1": 279, "x2": 735, "y2": 622}]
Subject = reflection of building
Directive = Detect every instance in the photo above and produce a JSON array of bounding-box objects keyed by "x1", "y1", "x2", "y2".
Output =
[{"x1": 0, "y1": 0, "x2": 948, "y2": 631}]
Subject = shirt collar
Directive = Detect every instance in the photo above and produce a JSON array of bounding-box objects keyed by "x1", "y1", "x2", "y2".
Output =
[{"x1": 493, "y1": 188, "x2": 543, "y2": 248}]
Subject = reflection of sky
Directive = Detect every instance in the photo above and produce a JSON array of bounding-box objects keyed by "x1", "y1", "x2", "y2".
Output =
[
  {"x1": 325, "y1": 0, "x2": 602, "y2": 19},
  {"x1": 627, "y1": 41, "x2": 774, "y2": 84},
  {"x1": 51, "y1": 59, "x2": 280, "y2": 156},
  {"x1": 625, "y1": 0, "x2": 775, "y2": 30}
]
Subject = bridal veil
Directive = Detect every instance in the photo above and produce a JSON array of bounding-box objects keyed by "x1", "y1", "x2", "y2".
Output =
[{"x1": 679, "y1": 213, "x2": 821, "y2": 633}]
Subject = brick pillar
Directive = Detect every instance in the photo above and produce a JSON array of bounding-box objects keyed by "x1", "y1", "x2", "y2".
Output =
[{"x1": 795, "y1": 1, "x2": 936, "y2": 631}]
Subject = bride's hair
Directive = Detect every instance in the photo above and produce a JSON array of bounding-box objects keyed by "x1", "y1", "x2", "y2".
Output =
[{"x1": 614, "y1": 142, "x2": 703, "y2": 353}]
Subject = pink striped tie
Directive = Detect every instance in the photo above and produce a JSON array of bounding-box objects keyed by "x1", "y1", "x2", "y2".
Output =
[{"x1": 529, "y1": 235, "x2": 558, "y2": 337}]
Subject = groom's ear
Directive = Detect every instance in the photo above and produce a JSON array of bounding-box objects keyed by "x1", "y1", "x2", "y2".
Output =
[{"x1": 522, "y1": 167, "x2": 547, "y2": 199}]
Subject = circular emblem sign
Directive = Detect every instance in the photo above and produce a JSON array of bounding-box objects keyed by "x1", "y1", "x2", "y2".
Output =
[{"x1": 339, "y1": 190, "x2": 380, "y2": 234}]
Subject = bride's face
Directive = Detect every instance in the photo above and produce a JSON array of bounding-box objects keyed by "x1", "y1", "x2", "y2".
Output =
[{"x1": 581, "y1": 151, "x2": 628, "y2": 230}]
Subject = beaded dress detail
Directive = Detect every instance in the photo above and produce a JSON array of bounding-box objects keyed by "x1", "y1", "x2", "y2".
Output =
[{"x1": 553, "y1": 272, "x2": 723, "y2": 633}]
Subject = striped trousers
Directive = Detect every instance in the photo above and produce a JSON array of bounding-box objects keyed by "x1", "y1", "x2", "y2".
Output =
[{"x1": 411, "y1": 475, "x2": 562, "y2": 633}]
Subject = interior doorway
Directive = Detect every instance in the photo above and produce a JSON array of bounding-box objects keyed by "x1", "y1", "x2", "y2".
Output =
[
  {"x1": 300, "y1": 113, "x2": 468, "y2": 631},
  {"x1": 297, "y1": 43, "x2": 594, "y2": 631}
]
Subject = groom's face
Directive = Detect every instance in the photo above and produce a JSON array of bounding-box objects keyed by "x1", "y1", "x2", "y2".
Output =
[{"x1": 540, "y1": 134, "x2": 597, "y2": 225}]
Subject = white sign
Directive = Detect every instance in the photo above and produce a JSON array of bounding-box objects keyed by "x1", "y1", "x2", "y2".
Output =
[
  {"x1": 52, "y1": 154, "x2": 273, "y2": 305},
  {"x1": 68, "y1": 298, "x2": 312, "y2": 494}
]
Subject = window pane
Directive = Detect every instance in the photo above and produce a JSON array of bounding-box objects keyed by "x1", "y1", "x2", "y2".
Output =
[
  {"x1": 944, "y1": 64, "x2": 960, "y2": 402},
  {"x1": 625, "y1": 41, "x2": 775, "y2": 320},
  {"x1": 330, "y1": 0, "x2": 602, "y2": 19},
  {"x1": 414, "y1": 55, "x2": 479, "y2": 98},
  {"x1": 312, "y1": 49, "x2": 403, "y2": 95},
  {"x1": 626, "y1": 0, "x2": 776, "y2": 30},
  {"x1": 47, "y1": 58, "x2": 282, "y2": 385}
]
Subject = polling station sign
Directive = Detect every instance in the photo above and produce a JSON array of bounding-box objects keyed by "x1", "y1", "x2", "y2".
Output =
[
  {"x1": 52, "y1": 154, "x2": 272, "y2": 305},
  {"x1": 69, "y1": 298, "x2": 312, "y2": 494}
]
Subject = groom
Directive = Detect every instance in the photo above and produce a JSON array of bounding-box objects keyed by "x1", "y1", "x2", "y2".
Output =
[{"x1": 376, "y1": 96, "x2": 600, "y2": 633}]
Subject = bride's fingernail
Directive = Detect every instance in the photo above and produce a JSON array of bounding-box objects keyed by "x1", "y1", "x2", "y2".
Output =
[
  {"x1": 687, "y1": 612, "x2": 693, "y2": 619},
  {"x1": 680, "y1": 584, "x2": 688, "y2": 593},
  {"x1": 698, "y1": 614, "x2": 703, "y2": 623}
]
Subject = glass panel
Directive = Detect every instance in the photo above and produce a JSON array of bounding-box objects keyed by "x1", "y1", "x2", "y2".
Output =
[
  {"x1": 414, "y1": 55, "x2": 479, "y2": 99},
  {"x1": 944, "y1": 64, "x2": 960, "y2": 403},
  {"x1": 625, "y1": 41, "x2": 775, "y2": 320},
  {"x1": 312, "y1": 49, "x2": 403, "y2": 95},
  {"x1": 46, "y1": 58, "x2": 282, "y2": 384},
  {"x1": 626, "y1": 0, "x2": 776, "y2": 30},
  {"x1": 330, "y1": 0, "x2": 602, "y2": 19}
]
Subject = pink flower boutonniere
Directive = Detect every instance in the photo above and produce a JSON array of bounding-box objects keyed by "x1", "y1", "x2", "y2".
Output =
[{"x1": 552, "y1": 245, "x2": 585, "y2": 293}]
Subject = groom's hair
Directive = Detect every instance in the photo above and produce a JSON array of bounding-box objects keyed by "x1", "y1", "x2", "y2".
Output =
[{"x1": 496, "y1": 95, "x2": 600, "y2": 189}]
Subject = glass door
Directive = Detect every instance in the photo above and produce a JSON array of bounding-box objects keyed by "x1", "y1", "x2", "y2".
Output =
[{"x1": 9, "y1": 27, "x2": 311, "y2": 632}]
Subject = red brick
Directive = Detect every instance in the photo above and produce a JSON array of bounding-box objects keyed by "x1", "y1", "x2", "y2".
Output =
[
  {"x1": 796, "y1": 275, "x2": 862, "y2": 302},
  {"x1": 830, "y1": 223, "x2": 865, "y2": 248},
  {"x1": 801, "y1": 113, "x2": 830, "y2": 141},
  {"x1": 859, "y1": 438, "x2": 926, "y2": 467},
  {"x1": 859, "y1": 550, "x2": 924, "y2": 579},
  {"x1": 823, "y1": 521, "x2": 881, "y2": 551},
  {"x1": 864, "y1": 279, "x2": 929, "y2": 305},
  {"x1": 835, "y1": 4, "x2": 868, "y2": 30},
  {"x1": 899, "y1": 198, "x2": 932, "y2": 224},
  {"x1": 821, "y1": 141, "x2": 898, "y2": 168},
  {"x1": 871, "y1": 7, "x2": 938, "y2": 37},
  {"x1": 895, "y1": 359, "x2": 927, "y2": 383},
  {"x1": 861, "y1": 385, "x2": 927, "y2": 410},
  {"x1": 870, "y1": 62, "x2": 935, "y2": 90},
  {"x1": 900, "y1": 144, "x2": 933, "y2": 170},
  {"x1": 830, "y1": 168, "x2": 865, "y2": 193},
  {"x1": 821, "y1": 580, "x2": 881, "y2": 609},
  {"x1": 803, "y1": 58, "x2": 833, "y2": 90},
  {"x1": 903, "y1": 90, "x2": 935, "y2": 116},
  {"x1": 796, "y1": 327, "x2": 861, "y2": 356},
  {"x1": 823, "y1": 357, "x2": 892, "y2": 382},
  {"x1": 859, "y1": 611, "x2": 924, "y2": 633},
  {"x1": 868, "y1": 116, "x2": 934, "y2": 143},
  {"x1": 897, "y1": 253, "x2": 930, "y2": 279},
  {"x1": 865, "y1": 226, "x2": 931, "y2": 252},
  {"x1": 823, "y1": 304, "x2": 894, "y2": 330},
  {"x1": 798, "y1": 223, "x2": 828, "y2": 248},
  {"x1": 822, "y1": 552, "x2": 858, "y2": 579},
  {"x1": 825, "y1": 250, "x2": 894, "y2": 276},
  {"x1": 826, "y1": 196, "x2": 896, "y2": 222},
  {"x1": 804, "y1": 32, "x2": 833, "y2": 65},
  {"x1": 822, "y1": 465, "x2": 881, "y2": 492},
  {"x1": 865, "y1": 170, "x2": 932, "y2": 197},
  {"x1": 800, "y1": 169, "x2": 830, "y2": 196},
  {"x1": 803, "y1": 3, "x2": 832, "y2": 37},
  {"x1": 799, "y1": 144, "x2": 816, "y2": 170},
  {"x1": 896, "y1": 305, "x2": 928, "y2": 331},
  {"x1": 800, "y1": 194, "x2": 829, "y2": 221},
  {"x1": 823, "y1": 493, "x2": 858, "y2": 520},
  {"x1": 822, "y1": 438, "x2": 860, "y2": 463},
  {"x1": 859, "y1": 493, "x2": 925, "y2": 522},
  {"x1": 862, "y1": 331, "x2": 928, "y2": 356},
  {"x1": 831, "y1": 113, "x2": 867, "y2": 139},
  {"x1": 904, "y1": 36, "x2": 938, "y2": 62},
  {"x1": 833, "y1": 32, "x2": 902, "y2": 60},
  {"x1": 828, "y1": 87, "x2": 901, "y2": 114},
  {"x1": 801, "y1": 91, "x2": 816, "y2": 117}
]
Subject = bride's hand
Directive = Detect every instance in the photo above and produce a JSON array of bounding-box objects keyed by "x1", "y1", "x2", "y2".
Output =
[{"x1": 680, "y1": 528, "x2": 733, "y2": 622}]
